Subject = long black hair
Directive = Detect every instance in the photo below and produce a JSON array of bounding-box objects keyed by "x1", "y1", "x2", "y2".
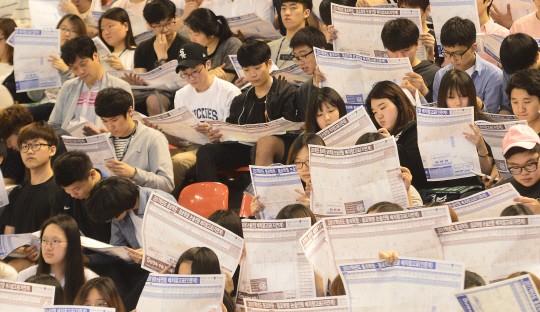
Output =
[{"x1": 185, "y1": 8, "x2": 233, "y2": 42}]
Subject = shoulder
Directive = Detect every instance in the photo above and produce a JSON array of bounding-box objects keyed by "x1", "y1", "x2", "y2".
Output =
[
  {"x1": 61, "y1": 77, "x2": 81, "y2": 89},
  {"x1": 434, "y1": 65, "x2": 449, "y2": 79},
  {"x1": 274, "y1": 79, "x2": 297, "y2": 93},
  {"x1": 105, "y1": 74, "x2": 131, "y2": 88},
  {"x1": 477, "y1": 56, "x2": 503, "y2": 78},
  {"x1": 137, "y1": 122, "x2": 165, "y2": 139},
  {"x1": 0, "y1": 261, "x2": 18, "y2": 281},
  {"x1": 222, "y1": 37, "x2": 242, "y2": 50},
  {"x1": 267, "y1": 38, "x2": 284, "y2": 48},
  {"x1": 136, "y1": 37, "x2": 156, "y2": 51},
  {"x1": 174, "y1": 35, "x2": 190, "y2": 47},
  {"x1": 215, "y1": 77, "x2": 241, "y2": 94}
]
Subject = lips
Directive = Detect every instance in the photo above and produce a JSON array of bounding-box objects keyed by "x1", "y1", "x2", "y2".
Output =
[{"x1": 43, "y1": 252, "x2": 54, "y2": 258}]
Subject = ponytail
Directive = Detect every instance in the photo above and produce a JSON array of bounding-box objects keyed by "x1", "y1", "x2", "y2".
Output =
[{"x1": 216, "y1": 15, "x2": 233, "y2": 41}]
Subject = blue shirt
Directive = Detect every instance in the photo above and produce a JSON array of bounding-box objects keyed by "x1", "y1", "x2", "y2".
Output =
[
  {"x1": 500, "y1": 71, "x2": 513, "y2": 114},
  {"x1": 432, "y1": 53, "x2": 503, "y2": 113}
]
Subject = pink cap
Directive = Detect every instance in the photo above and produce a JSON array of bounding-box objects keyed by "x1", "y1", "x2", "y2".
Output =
[{"x1": 503, "y1": 125, "x2": 540, "y2": 155}]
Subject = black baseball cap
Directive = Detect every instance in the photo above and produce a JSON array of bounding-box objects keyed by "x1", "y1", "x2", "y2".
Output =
[{"x1": 175, "y1": 42, "x2": 209, "y2": 73}]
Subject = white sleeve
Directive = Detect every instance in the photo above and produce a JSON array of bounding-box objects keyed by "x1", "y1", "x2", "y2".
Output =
[{"x1": 255, "y1": 0, "x2": 275, "y2": 24}]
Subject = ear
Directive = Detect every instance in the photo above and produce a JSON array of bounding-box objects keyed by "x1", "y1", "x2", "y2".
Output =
[
  {"x1": 303, "y1": 9, "x2": 311, "y2": 19},
  {"x1": 206, "y1": 60, "x2": 212, "y2": 69},
  {"x1": 93, "y1": 51, "x2": 99, "y2": 62},
  {"x1": 123, "y1": 22, "x2": 129, "y2": 31},
  {"x1": 471, "y1": 42, "x2": 478, "y2": 53},
  {"x1": 425, "y1": 5, "x2": 431, "y2": 15},
  {"x1": 267, "y1": 59, "x2": 273, "y2": 68},
  {"x1": 49, "y1": 145, "x2": 57, "y2": 157},
  {"x1": 127, "y1": 106, "x2": 134, "y2": 117}
]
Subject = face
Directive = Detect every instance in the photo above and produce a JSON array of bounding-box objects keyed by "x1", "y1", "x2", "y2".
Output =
[
  {"x1": 293, "y1": 45, "x2": 316, "y2": 75},
  {"x1": 188, "y1": 28, "x2": 212, "y2": 47},
  {"x1": 370, "y1": 98, "x2": 399, "y2": 133},
  {"x1": 442, "y1": 44, "x2": 477, "y2": 71},
  {"x1": 281, "y1": 2, "x2": 310, "y2": 29},
  {"x1": 5, "y1": 133, "x2": 18, "y2": 151},
  {"x1": 178, "y1": 261, "x2": 192, "y2": 274},
  {"x1": 71, "y1": 0, "x2": 91, "y2": 13},
  {"x1": 58, "y1": 20, "x2": 79, "y2": 46},
  {"x1": 243, "y1": 61, "x2": 272, "y2": 87},
  {"x1": 41, "y1": 223, "x2": 68, "y2": 266},
  {"x1": 446, "y1": 88, "x2": 469, "y2": 108},
  {"x1": 150, "y1": 17, "x2": 177, "y2": 40},
  {"x1": 506, "y1": 152, "x2": 540, "y2": 187},
  {"x1": 316, "y1": 102, "x2": 340, "y2": 130},
  {"x1": 386, "y1": 44, "x2": 418, "y2": 66},
  {"x1": 100, "y1": 108, "x2": 133, "y2": 138},
  {"x1": 83, "y1": 288, "x2": 108, "y2": 307},
  {"x1": 179, "y1": 62, "x2": 210, "y2": 90},
  {"x1": 100, "y1": 18, "x2": 128, "y2": 48},
  {"x1": 63, "y1": 170, "x2": 96, "y2": 200},
  {"x1": 294, "y1": 146, "x2": 310, "y2": 183},
  {"x1": 20, "y1": 138, "x2": 56, "y2": 169},
  {"x1": 69, "y1": 54, "x2": 102, "y2": 87},
  {"x1": 511, "y1": 89, "x2": 540, "y2": 124}
]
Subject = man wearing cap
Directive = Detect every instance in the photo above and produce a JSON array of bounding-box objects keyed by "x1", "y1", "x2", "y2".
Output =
[
  {"x1": 488, "y1": 124, "x2": 540, "y2": 213},
  {"x1": 145, "y1": 42, "x2": 240, "y2": 198}
]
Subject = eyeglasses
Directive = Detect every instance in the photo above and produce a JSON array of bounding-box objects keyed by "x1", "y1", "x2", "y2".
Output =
[
  {"x1": 294, "y1": 160, "x2": 309, "y2": 170},
  {"x1": 151, "y1": 21, "x2": 176, "y2": 32},
  {"x1": 19, "y1": 142, "x2": 52, "y2": 153},
  {"x1": 59, "y1": 28, "x2": 78, "y2": 35},
  {"x1": 179, "y1": 66, "x2": 204, "y2": 80},
  {"x1": 293, "y1": 50, "x2": 314, "y2": 63},
  {"x1": 441, "y1": 46, "x2": 472, "y2": 60},
  {"x1": 0, "y1": 37, "x2": 5, "y2": 41},
  {"x1": 40, "y1": 239, "x2": 67, "y2": 248},
  {"x1": 508, "y1": 157, "x2": 540, "y2": 175}
]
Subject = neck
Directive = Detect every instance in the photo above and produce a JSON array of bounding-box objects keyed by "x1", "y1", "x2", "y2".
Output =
[
  {"x1": 114, "y1": 42, "x2": 127, "y2": 53},
  {"x1": 529, "y1": 117, "x2": 540, "y2": 134},
  {"x1": 286, "y1": 23, "x2": 304, "y2": 38},
  {"x1": 255, "y1": 76, "x2": 272, "y2": 98},
  {"x1": 30, "y1": 162, "x2": 53, "y2": 185},
  {"x1": 479, "y1": 11, "x2": 490, "y2": 27},
  {"x1": 118, "y1": 120, "x2": 136, "y2": 138},
  {"x1": 462, "y1": 54, "x2": 476, "y2": 71},
  {"x1": 411, "y1": 57, "x2": 421, "y2": 67},
  {"x1": 86, "y1": 67, "x2": 104, "y2": 88},
  {"x1": 196, "y1": 74, "x2": 214, "y2": 93},
  {"x1": 206, "y1": 37, "x2": 219, "y2": 55},
  {"x1": 50, "y1": 262, "x2": 65, "y2": 282},
  {"x1": 0, "y1": 52, "x2": 9, "y2": 63}
]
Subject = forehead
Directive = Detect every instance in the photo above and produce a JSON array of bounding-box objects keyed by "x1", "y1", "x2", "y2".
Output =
[
  {"x1": 43, "y1": 223, "x2": 65, "y2": 237},
  {"x1": 281, "y1": 1, "x2": 300, "y2": 6},
  {"x1": 21, "y1": 137, "x2": 42, "y2": 144},
  {"x1": 443, "y1": 45, "x2": 469, "y2": 52},
  {"x1": 152, "y1": 18, "x2": 174, "y2": 25},
  {"x1": 507, "y1": 152, "x2": 540, "y2": 164},
  {"x1": 293, "y1": 45, "x2": 311, "y2": 53},
  {"x1": 511, "y1": 88, "x2": 537, "y2": 99},
  {"x1": 71, "y1": 56, "x2": 93, "y2": 66},
  {"x1": 59, "y1": 20, "x2": 74, "y2": 28},
  {"x1": 102, "y1": 114, "x2": 126, "y2": 121}
]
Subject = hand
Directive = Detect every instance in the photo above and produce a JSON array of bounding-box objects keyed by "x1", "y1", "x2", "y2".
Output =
[
  {"x1": 312, "y1": 66, "x2": 326, "y2": 86},
  {"x1": 476, "y1": 96, "x2": 484, "y2": 111},
  {"x1": 482, "y1": 173, "x2": 501, "y2": 190},
  {"x1": 153, "y1": 34, "x2": 168, "y2": 61},
  {"x1": 182, "y1": 0, "x2": 198, "y2": 18},
  {"x1": 356, "y1": 0, "x2": 371, "y2": 7},
  {"x1": 49, "y1": 55, "x2": 69, "y2": 73},
  {"x1": 305, "y1": 180, "x2": 312, "y2": 197},
  {"x1": 195, "y1": 123, "x2": 211, "y2": 134},
  {"x1": 463, "y1": 124, "x2": 488, "y2": 155},
  {"x1": 125, "y1": 247, "x2": 144, "y2": 264},
  {"x1": 377, "y1": 128, "x2": 391, "y2": 138},
  {"x1": 400, "y1": 79, "x2": 418, "y2": 96},
  {"x1": 106, "y1": 159, "x2": 137, "y2": 178},
  {"x1": 58, "y1": 0, "x2": 80, "y2": 15},
  {"x1": 234, "y1": 77, "x2": 249, "y2": 88},
  {"x1": 272, "y1": 74, "x2": 287, "y2": 81},
  {"x1": 491, "y1": 4, "x2": 513, "y2": 30},
  {"x1": 123, "y1": 72, "x2": 145, "y2": 86},
  {"x1": 82, "y1": 125, "x2": 107, "y2": 136},
  {"x1": 379, "y1": 250, "x2": 399, "y2": 265},
  {"x1": 159, "y1": 264, "x2": 173, "y2": 274},
  {"x1": 142, "y1": 118, "x2": 164, "y2": 132},
  {"x1": 105, "y1": 54, "x2": 126, "y2": 70},
  {"x1": 403, "y1": 72, "x2": 429, "y2": 96},
  {"x1": 250, "y1": 195, "x2": 265, "y2": 218},
  {"x1": 24, "y1": 244, "x2": 39, "y2": 262},
  {"x1": 234, "y1": 30, "x2": 246, "y2": 43},
  {"x1": 513, "y1": 197, "x2": 540, "y2": 214},
  {"x1": 326, "y1": 25, "x2": 338, "y2": 44},
  {"x1": 207, "y1": 129, "x2": 222, "y2": 143},
  {"x1": 419, "y1": 33, "x2": 435, "y2": 61},
  {"x1": 398, "y1": 166, "x2": 412, "y2": 191},
  {"x1": 209, "y1": 63, "x2": 227, "y2": 80},
  {"x1": 294, "y1": 189, "x2": 310, "y2": 207},
  {"x1": 225, "y1": 273, "x2": 234, "y2": 295}
]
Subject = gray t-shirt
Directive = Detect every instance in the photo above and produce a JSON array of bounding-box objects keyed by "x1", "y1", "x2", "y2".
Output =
[
  {"x1": 209, "y1": 36, "x2": 242, "y2": 75},
  {"x1": 268, "y1": 36, "x2": 294, "y2": 69}
]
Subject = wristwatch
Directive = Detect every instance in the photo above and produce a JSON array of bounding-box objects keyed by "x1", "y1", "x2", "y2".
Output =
[{"x1": 156, "y1": 59, "x2": 167, "y2": 66}]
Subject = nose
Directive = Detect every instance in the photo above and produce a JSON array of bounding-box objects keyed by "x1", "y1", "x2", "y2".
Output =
[{"x1": 324, "y1": 113, "x2": 331, "y2": 121}]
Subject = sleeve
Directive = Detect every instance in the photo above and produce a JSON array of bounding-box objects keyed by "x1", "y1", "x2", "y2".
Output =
[
  {"x1": 132, "y1": 133, "x2": 175, "y2": 193},
  {"x1": 499, "y1": 72, "x2": 513, "y2": 113},
  {"x1": 255, "y1": 0, "x2": 275, "y2": 24},
  {"x1": 133, "y1": 44, "x2": 147, "y2": 70},
  {"x1": 109, "y1": 221, "x2": 128, "y2": 246},
  {"x1": 225, "y1": 96, "x2": 242, "y2": 124},
  {"x1": 481, "y1": 68, "x2": 503, "y2": 114},
  {"x1": 432, "y1": 69, "x2": 442, "y2": 103},
  {"x1": 280, "y1": 86, "x2": 297, "y2": 121},
  {"x1": 49, "y1": 188, "x2": 65, "y2": 218},
  {"x1": 59, "y1": 69, "x2": 75, "y2": 83},
  {"x1": 222, "y1": 39, "x2": 242, "y2": 73},
  {"x1": 4, "y1": 185, "x2": 22, "y2": 228},
  {"x1": 48, "y1": 83, "x2": 70, "y2": 127}
]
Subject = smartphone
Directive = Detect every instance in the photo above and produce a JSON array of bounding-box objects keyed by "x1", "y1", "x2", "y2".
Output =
[{"x1": 470, "y1": 170, "x2": 499, "y2": 182}]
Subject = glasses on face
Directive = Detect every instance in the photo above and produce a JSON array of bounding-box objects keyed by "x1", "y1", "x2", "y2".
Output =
[
  {"x1": 179, "y1": 66, "x2": 204, "y2": 80},
  {"x1": 0, "y1": 37, "x2": 5, "y2": 41},
  {"x1": 441, "y1": 46, "x2": 472, "y2": 60},
  {"x1": 40, "y1": 239, "x2": 67, "y2": 248},
  {"x1": 508, "y1": 157, "x2": 540, "y2": 175},
  {"x1": 294, "y1": 160, "x2": 309, "y2": 170},
  {"x1": 59, "y1": 28, "x2": 78, "y2": 35},
  {"x1": 151, "y1": 21, "x2": 176, "y2": 32},
  {"x1": 293, "y1": 50, "x2": 314, "y2": 63},
  {"x1": 19, "y1": 142, "x2": 52, "y2": 153}
]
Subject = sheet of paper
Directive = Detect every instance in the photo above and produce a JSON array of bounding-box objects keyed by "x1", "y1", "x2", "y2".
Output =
[
  {"x1": 12, "y1": 28, "x2": 61, "y2": 92},
  {"x1": 28, "y1": 0, "x2": 63, "y2": 29},
  {"x1": 269, "y1": 64, "x2": 310, "y2": 86},
  {"x1": 133, "y1": 60, "x2": 188, "y2": 91},
  {"x1": 249, "y1": 165, "x2": 304, "y2": 220},
  {"x1": 484, "y1": 113, "x2": 519, "y2": 122},
  {"x1": 309, "y1": 137, "x2": 409, "y2": 216},
  {"x1": 0, "y1": 280, "x2": 55, "y2": 312},
  {"x1": 476, "y1": 34, "x2": 504, "y2": 64},
  {"x1": 236, "y1": 218, "x2": 316, "y2": 309},
  {"x1": 0, "y1": 233, "x2": 40, "y2": 259},
  {"x1": 455, "y1": 274, "x2": 540, "y2": 312},
  {"x1": 475, "y1": 120, "x2": 528, "y2": 178},
  {"x1": 332, "y1": 4, "x2": 427, "y2": 60},
  {"x1": 44, "y1": 307, "x2": 115, "y2": 312},
  {"x1": 91, "y1": 10, "x2": 105, "y2": 25},
  {"x1": 0, "y1": 170, "x2": 8, "y2": 207},
  {"x1": 314, "y1": 47, "x2": 413, "y2": 105},
  {"x1": 80, "y1": 236, "x2": 131, "y2": 261},
  {"x1": 244, "y1": 297, "x2": 351, "y2": 311},
  {"x1": 317, "y1": 106, "x2": 377, "y2": 147},
  {"x1": 435, "y1": 215, "x2": 540, "y2": 283},
  {"x1": 416, "y1": 106, "x2": 481, "y2": 181},
  {"x1": 136, "y1": 273, "x2": 225, "y2": 312},
  {"x1": 227, "y1": 13, "x2": 282, "y2": 41},
  {"x1": 229, "y1": 55, "x2": 252, "y2": 88},
  {"x1": 429, "y1": 0, "x2": 481, "y2": 56},
  {"x1": 445, "y1": 183, "x2": 521, "y2": 221},
  {"x1": 144, "y1": 106, "x2": 211, "y2": 145},
  {"x1": 493, "y1": 0, "x2": 538, "y2": 22},
  {"x1": 66, "y1": 120, "x2": 96, "y2": 138},
  {"x1": 299, "y1": 220, "x2": 338, "y2": 288},
  {"x1": 206, "y1": 118, "x2": 303, "y2": 144},
  {"x1": 134, "y1": 30, "x2": 155, "y2": 45},
  {"x1": 92, "y1": 37, "x2": 112, "y2": 59},
  {"x1": 339, "y1": 257, "x2": 465, "y2": 312},
  {"x1": 61, "y1": 133, "x2": 116, "y2": 177},
  {"x1": 141, "y1": 193, "x2": 244, "y2": 275},
  {"x1": 126, "y1": 9, "x2": 148, "y2": 36}
]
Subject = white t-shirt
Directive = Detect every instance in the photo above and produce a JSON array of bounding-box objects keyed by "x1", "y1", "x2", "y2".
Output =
[
  {"x1": 0, "y1": 62, "x2": 13, "y2": 84},
  {"x1": 174, "y1": 76, "x2": 241, "y2": 122},
  {"x1": 116, "y1": 49, "x2": 135, "y2": 71},
  {"x1": 0, "y1": 262, "x2": 18, "y2": 281},
  {"x1": 17, "y1": 265, "x2": 99, "y2": 287},
  {"x1": 129, "y1": 210, "x2": 144, "y2": 248},
  {"x1": 67, "y1": 80, "x2": 102, "y2": 130},
  {"x1": 111, "y1": 0, "x2": 147, "y2": 17},
  {"x1": 205, "y1": 0, "x2": 274, "y2": 24}
]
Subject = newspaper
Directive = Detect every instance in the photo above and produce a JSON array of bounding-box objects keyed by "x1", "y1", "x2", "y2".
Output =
[
  {"x1": 316, "y1": 106, "x2": 377, "y2": 147},
  {"x1": 269, "y1": 64, "x2": 311, "y2": 86},
  {"x1": 0, "y1": 233, "x2": 40, "y2": 259},
  {"x1": 44, "y1": 307, "x2": 115, "y2": 312},
  {"x1": 207, "y1": 118, "x2": 303, "y2": 144},
  {"x1": 133, "y1": 60, "x2": 188, "y2": 91},
  {"x1": 28, "y1": 0, "x2": 63, "y2": 29},
  {"x1": 66, "y1": 120, "x2": 96, "y2": 138},
  {"x1": 227, "y1": 13, "x2": 282, "y2": 41},
  {"x1": 92, "y1": 37, "x2": 112, "y2": 60},
  {"x1": 493, "y1": 0, "x2": 538, "y2": 22},
  {"x1": 61, "y1": 133, "x2": 117, "y2": 177},
  {"x1": 244, "y1": 297, "x2": 351, "y2": 311},
  {"x1": 80, "y1": 236, "x2": 131, "y2": 261},
  {"x1": 484, "y1": 113, "x2": 519, "y2": 122},
  {"x1": 476, "y1": 34, "x2": 505, "y2": 64},
  {"x1": 0, "y1": 280, "x2": 55, "y2": 312},
  {"x1": 144, "y1": 106, "x2": 210, "y2": 145}
]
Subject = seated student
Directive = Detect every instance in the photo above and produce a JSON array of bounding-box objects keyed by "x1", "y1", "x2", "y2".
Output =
[
  {"x1": 432, "y1": 17, "x2": 503, "y2": 114},
  {"x1": 126, "y1": 0, "x2": 189, "y2": 116},
  {"x1": 25, "y1": 274, "x2": 65, "y2": 305},
  {"x1": 3, "y1": 122, "x2": 64, "y2": 272},
  {"x1": 196, "y1": 41, "x2": 296, "y2": 182},
  {"x1": 500, "y1": 204, "x2": 534, "y2": 216},
  {"x1": 509, "y1": 0, "x2": 540, "y2": 38},
  {"x1": 74, "y1": 277, "x2": 126, "y2": 311},
  {"x1": 58, "y1": 0, "x2": 99, "y2": 37},
  {"x1": 381, "y1": 18, "x2": 440, "y2": 102},
  {"x1": 506, "y1": 69, "x2": 540, "y2": 134},
  {"x1": 499, "y1": 34, "x2": 540, "y2": 115},
  {"x1": 48, "y1": 36, "x2": 132, "y2": 131},
  {"x1": 268, "y1": 0, "x2": 311, "y2": 69},
  {"x1": 184, "y1": 8, "x2": 242, "y2": 82},
  {"x1": 94, "y1": 87, "x2": 174, "y2": 192},
  {"x1": 17, "y1": 214, "x2": 99, "y2": 304},
  {"x1": 51, "y1": 151, "x2": 111, "y2": 243},
  {"x1": 98, "y1": 8, "x2": 137, "y2": 71}
]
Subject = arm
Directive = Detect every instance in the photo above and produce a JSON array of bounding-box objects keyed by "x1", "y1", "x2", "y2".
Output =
[
  {"x1": 48, "y1": 83, "x2": 70, "y2": 127},
  {"x1": 432, "y1": 70, "x2": 442, "y2": 104},
  {"x1": 132, "y1": 133, "x2": 175, "y2": 192},
  {"x1": 280, "y1": 88, "x2": 298, "y2": 121}
]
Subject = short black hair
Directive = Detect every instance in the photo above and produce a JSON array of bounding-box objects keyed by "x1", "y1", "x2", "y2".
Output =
[
  {"x1": 53, "y1": 151, "x2": 94, "y2": 187},
  {"x1": 290, "y1": 26, "x2": 327, "y2": 50},
  {"x1": 464, "y1": 270, "x2": 485, "y2": 289},
  {"x1": 440, "y1": 17, "x2": 476, "y2": 48},
  {"x1": 208, "y1": 210, "x2": 243, "y2": 239},
  {"x1": 17, "y1": 121, "x2": 59, "y2": 148},
  {"x1": 143, "y1": 0, "x2": 176, "y2": 25},
  {"x1": 504, "y1": 144, "x2": 540, "y2": 160},
  {"x1": 397, "y1": 0, "x2": 430, "y2": 11},
  {"x1": 184, "y1": 8, "x2": 233, "y2": 42},
  {"x1": 500, "y1": 33, "x2": 539, "y2": 75},
  {"x1": 366, "y1": 201, "x2": 403, "y2": 214},
  {"x1": 237, "y1": 41, "x2": 271, "y2": 67},
  {"x1": 281, "y1": 0, "x2": 313, "y2": 11},
  {"x1": 85, "y1": 176, "x2": 139, "y2": 223},
  {"x1": 0, "y1": 139, "x2": 6, "y2": 159},
  {"x1": 500, "y1": 204, "x2": 534, "y2": 216},
  {"x1": 95, "y1": 88, "x2": 133, "y2": 118},
  {"x1": 61, "y1": 36, "x2": 97, "y2": 66},
  {"x1": 319, "y1": 0, "x2": 356, "y2": 26},
  {"x1": 505, "y1": 69, "x2": 540, "y2": 100},
  {"x1": 381, "y1": 18, "x2": 419, "y2": 52},
  {"x1": 355, "y1": 132, "x2": 386, "y2": 145}
]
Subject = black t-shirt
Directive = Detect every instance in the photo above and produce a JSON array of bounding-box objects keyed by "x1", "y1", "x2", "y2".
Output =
[
  {"x1": 1, "y1": 148, "x2": 25, "y2": 184},
  {"x1": 498, "y1": 177, "x2": 540, "y2": 201},
  {"x1": 134, "y1": 34, "x2": 189, "y2": 71}
]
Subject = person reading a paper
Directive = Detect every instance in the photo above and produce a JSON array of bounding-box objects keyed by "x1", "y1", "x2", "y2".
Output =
[
  {"x1": 504, "y1": 69, "x2": 540, "y2": 135},
  {"x1": 73, "y1": 277, "x2": 126, "y2": 311},
  {"x1": 58, "y1": 0, "x2": 99, "y2": 37},
  {"x1": 98, "y1": 8, "x2": 137, "y2": 71}
]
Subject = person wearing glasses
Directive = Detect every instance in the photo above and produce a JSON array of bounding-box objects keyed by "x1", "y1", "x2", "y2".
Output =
[
  {"x1": 17, "y1": 214, "x2": 99, "y2": 304},
  {"x1": 127, "y1": 0, "x2": 189, "y2": 116},
  {"x1": 432, "y1": 17, "x2": 503, "y2": 114}
]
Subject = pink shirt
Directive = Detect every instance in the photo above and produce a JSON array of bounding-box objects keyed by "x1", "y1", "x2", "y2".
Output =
[
  {"x1": 479, "y1": 18, "x2": 508, "y2": 67},
  {"x1": 510, "y1": 11, "x2": 540, "y2": 38}
]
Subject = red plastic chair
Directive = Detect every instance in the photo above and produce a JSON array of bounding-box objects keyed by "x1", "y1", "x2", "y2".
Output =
[
  {"x1": 178, "y1": 182, "x2": 229, "y2": 218},
  {"x1": 239, "y1": 193, "x2": 253, "y2": 218}
]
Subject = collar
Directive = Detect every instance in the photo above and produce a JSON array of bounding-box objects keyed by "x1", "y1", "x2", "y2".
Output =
[{"x1": 450, "y1": 53, "x2": 486, "y2": 77}]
